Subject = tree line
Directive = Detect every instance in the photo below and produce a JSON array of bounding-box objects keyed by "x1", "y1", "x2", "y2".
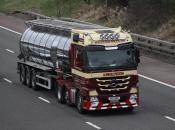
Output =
[{"x1": 83, "y1": 0, "x2": 175, "y2": 16}]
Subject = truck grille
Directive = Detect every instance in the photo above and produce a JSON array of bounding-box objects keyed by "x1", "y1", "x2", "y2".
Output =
[{"x1": 96, "y1": 76, "x2": 130, "y2": 92}]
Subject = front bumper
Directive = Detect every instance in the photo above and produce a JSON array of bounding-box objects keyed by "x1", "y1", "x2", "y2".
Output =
[{"x1": 82, "y1": 93, "x2": 139, "y2": 110}]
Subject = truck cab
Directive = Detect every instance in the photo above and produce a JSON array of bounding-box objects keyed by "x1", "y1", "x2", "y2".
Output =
[{"x1": 59, "y1": 28, "x2": 140, "y2": 113}]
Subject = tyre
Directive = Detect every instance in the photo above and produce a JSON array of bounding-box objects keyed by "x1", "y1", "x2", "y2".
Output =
[
  {"x1": 20, "y1": 65, "x2": 26, "y2": 85},
  {"x1": 65, "y1": 88, "x2": 72, "y2": 106},
  {"x1": 56, "y1": 84, "x2": 66, "y2": 104},
  {"x1": 76, "y1": 92, "x2": 86, "y2": 114},
  {"x1": 31, "y1": 69, "x2": 40, "y2": 90},
  {"x1": 26, "y1": 67, "x2": 32, "y2": 88}
]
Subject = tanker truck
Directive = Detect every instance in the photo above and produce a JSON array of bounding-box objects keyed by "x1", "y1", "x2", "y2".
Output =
[{"x1": 17, "y1": 18, "x2": 140, "y2": 113}]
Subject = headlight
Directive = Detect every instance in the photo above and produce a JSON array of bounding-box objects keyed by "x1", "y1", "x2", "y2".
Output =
[
  {"x1": 130, "y1": 94, "x2": 137, "y2": 104},
  {"x1": 90, "y1": 97, "x2": 99, "y2": 102},
  {"x1": 130, "y1": 87, "x2": 138, "y2": 93},
  {"x1": 89, "y1": 90, "x2": 98, "y2": 96}
]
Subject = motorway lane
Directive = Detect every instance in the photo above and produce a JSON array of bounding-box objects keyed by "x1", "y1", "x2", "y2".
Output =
[
  {"x1": 0, "y1": 28, "x2": 20, "y2": 52},
  {"x1": 0, "y1": 13, "x2": 26, "y2": 33},
  {"x1": 0, "y1": 28, "x2": 20, "y2": 82},
  {"x1": 138, "y1": 56, "x2": 175, "y2": 86},
  {"x1": 0, "y1": 82, "x2": 95, "y2": 130},
  {"x1": 0, "y1": 27, "x2": 175, "y2": 130}
]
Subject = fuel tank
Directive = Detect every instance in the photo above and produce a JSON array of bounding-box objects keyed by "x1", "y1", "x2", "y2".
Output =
[{"x1": 20, "y1": 27, "x2": 71, "y2": 68}]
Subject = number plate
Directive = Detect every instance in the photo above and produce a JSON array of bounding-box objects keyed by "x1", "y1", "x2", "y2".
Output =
[{"x1": 108, "y1": 96, "x2": 120, "y2": 103}]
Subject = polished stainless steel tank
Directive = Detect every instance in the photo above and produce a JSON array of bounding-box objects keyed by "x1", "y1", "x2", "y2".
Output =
[
  {"x1": 19, "y1": 19, "x2": 105, "y2": 68},
  {"x1": 20, "y1": 27, "x2": 71, "y2": 68}
]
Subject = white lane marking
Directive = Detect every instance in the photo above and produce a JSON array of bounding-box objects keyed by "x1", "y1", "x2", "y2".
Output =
[
  {"x1": 139, "y1": 74, "x2": 175, "y2": 89},
  {"x1": 38, "y1": 97, "x2": 50, "y2": 103},
  {"x1": 0, "y1": 26, "x2": 22, "y2": 35},
  {"x1": 5, "y1": 49, "x2": 15, "y2": 53},
  {"x1": 86, "y1": 122, "x2": 101, "y2": 130},
  {"x1": 3, "y1": 78, "x2": 12, "y2": 84},
  {"x1": 165, "y1": 116, "x2": 175, "y2": 122},
  {"x1": 1, "y1": 26, "x2": 175, "y2": 90}
]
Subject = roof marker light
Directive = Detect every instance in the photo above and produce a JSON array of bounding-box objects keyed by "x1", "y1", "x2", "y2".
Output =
[{"x1": 105, "y1": 46, "x2": 118, "y2": 50}]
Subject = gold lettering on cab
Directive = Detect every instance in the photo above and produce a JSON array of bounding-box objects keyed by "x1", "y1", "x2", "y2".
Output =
[{"x1": 103, "y1": 72, "x2": 124, "y2": 77}]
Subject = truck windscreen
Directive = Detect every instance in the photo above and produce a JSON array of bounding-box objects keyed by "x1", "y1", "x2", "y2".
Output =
[{"x1": 85, "y1": 45, "x2": 137, "y2": 70}]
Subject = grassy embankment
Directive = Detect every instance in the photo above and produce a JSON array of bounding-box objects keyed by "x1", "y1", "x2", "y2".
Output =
[
  {"x1": 0, "y1": 0, "x2": 84, "y2": 17},
  {"x1": 0, "y1": 0, "x2": 175, "y2": 42},
  {"x1": 0, "y1": 0, "x2": 122, "y2": 28}
]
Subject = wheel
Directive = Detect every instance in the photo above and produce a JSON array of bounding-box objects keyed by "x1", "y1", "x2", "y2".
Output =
[
  {"x1": 26, "y1": 67, "x2": 32, "y2": 88},
  {"x1": 65, "y1": 88, "x2": 72, "y2": 106},
  {"x1": 20, "y1": 65, "x2": 26, "y2": 85},
  {"x1": 31, "y1": 69, "x2": 40, "y2": 90},
  {"x1": 56, "y1": 84, "x2": 66, "y2": 104},
  {"x1": 76, "y1": 92, "x2": 86, "y2": 114}
]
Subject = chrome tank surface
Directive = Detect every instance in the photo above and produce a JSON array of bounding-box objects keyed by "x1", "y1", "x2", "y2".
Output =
[{"x1": 20, "y1": 28, "x2": 71, "y2": 68}]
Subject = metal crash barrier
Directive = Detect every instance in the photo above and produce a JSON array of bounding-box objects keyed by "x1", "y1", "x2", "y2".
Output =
[{"x1": 131, "y1": 33, "x2": 175, "y2": 57}]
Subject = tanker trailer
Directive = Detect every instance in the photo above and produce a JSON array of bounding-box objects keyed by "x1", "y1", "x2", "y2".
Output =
[{"x1": 17, "y1": 19, "x2": 140, "y2": 113}]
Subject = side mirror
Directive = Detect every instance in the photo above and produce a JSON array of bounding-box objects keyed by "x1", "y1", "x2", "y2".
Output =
[{"x1": 73, "y1": 33, "x2": 79, "y2": 42}]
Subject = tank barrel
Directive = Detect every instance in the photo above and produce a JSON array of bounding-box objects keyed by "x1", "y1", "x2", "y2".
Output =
[{"x1": 19, "y1": 18, "x2": 107, "y2": 68}]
